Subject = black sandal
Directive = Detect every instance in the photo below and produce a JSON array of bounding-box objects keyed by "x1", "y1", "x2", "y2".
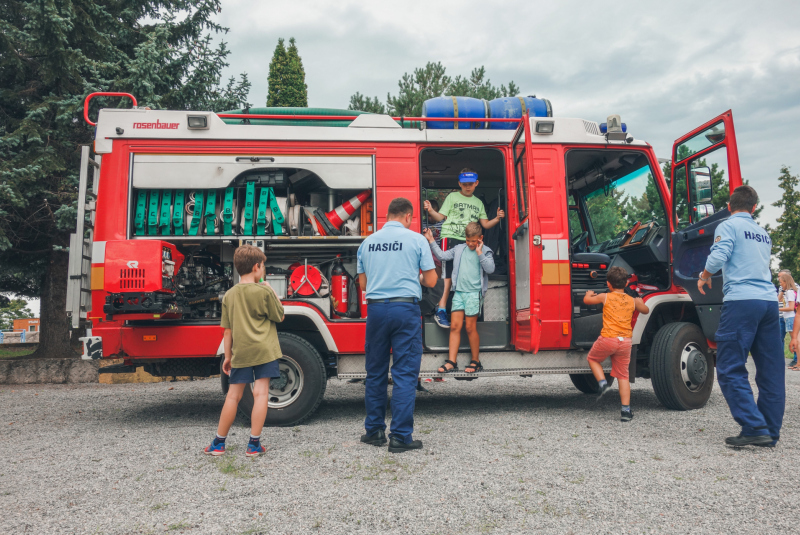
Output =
[
  {"x1": 438, "y1": 360, "x2": 458, "y2": 374},
  {"x1": 464, "y1": 360, "x2": 483, "y2": 373}
]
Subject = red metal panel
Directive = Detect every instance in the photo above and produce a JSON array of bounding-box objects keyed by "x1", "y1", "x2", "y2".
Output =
[
  {"x1": 119, "y1": 324, "x2": 223, "y2": 358},
  {"x1": 375, "y1": 146, "x2": 420, "y2": 230}
]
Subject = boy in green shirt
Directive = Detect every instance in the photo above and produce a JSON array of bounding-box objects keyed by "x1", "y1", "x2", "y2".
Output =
[
  {"x1": 424, "y1": 168, "x2": 504, "y2": 328},
  {"x1": 204, "y1": 245, "x2": 284, "y2": 457}
]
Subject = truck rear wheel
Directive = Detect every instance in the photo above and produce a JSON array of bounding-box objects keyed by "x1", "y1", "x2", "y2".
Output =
[
  {"x1": 229, "y1": 333, "x2": 327, "y2": 427},
  {"x1": 569, "y1": 373, "x2": 614, "y2": 394},
  {"x1": 650, "y1": 322, "x2": 713, "y2": 410}
]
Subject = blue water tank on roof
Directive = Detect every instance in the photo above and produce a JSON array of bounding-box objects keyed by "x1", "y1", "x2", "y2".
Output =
[
  {"x1": 488, "y1": 96, "x2": 552, "y2": 130},
  {"x1": 422, "y1": 96, "x2": 489, "y2": 130}
]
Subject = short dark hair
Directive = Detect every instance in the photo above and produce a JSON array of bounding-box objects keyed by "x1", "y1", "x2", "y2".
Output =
[
  {"x1": 465, "y1": 221, "x2": 482, "y2": 238},
  {"x1": 428, "y1": 198, "x2": 440, "y2": 211},
  {"x1": 387, "y1": 197, "x2": 413, "y2": 218},
  {"x1": 729, "y1": 185, "x2": 758, "y2": 212},
  {"x1": 234, "y1": 244, "x2": 266, "y2": 276},
  {"x1": 606, "y1": 266, "x2": 629, "y2": 289}
]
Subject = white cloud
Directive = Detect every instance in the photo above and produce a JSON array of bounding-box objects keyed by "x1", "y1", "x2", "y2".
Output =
[{"x1": 216, "y1": 0, "x2": 800, "y2": 226}]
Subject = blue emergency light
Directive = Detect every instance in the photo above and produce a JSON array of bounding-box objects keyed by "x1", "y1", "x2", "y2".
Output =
[{"x1": 599, "y1": 122, "x2": 627, "y2": 134}]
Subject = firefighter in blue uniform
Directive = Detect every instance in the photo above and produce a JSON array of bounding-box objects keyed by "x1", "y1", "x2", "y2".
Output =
[
  {"x1": 357, "y1": 197, "x2": 438, "y2": 453},
  {"x1": 698, "y1": 185, "x2": 785, "y2": 447}
]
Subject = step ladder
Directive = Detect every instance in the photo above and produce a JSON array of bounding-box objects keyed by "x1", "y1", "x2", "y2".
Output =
[{"x1": 66, "y1": 146, "x2": 100, "y2": 330}]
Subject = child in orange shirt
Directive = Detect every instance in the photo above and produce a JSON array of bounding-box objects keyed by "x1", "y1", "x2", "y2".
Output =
[{"x1": 583, "y1": 266, "x2": 649, "y2": 422}]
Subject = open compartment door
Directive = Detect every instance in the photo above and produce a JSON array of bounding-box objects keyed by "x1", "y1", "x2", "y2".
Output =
[
  {"x1": 509, "y1": 115, "x2": 543, "y2": 352},
  {"x1": 670, "y1": 110, "x2": 743, "y2": 340}
]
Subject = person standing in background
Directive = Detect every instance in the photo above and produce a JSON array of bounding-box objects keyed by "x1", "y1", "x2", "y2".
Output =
[{"x1": 778, "y1": 271, "x2": 798, "y2": 369}]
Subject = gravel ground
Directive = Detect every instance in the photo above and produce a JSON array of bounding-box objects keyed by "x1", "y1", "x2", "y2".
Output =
[{"x1": 1, "y1": 360, "x2": 798, "y2": 535}]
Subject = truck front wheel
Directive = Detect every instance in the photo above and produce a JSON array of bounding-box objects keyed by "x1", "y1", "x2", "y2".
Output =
[
  {"x1": 227, "y1": 333, "x2": 327, "y2": 427},
  {"x1": 650, "y1": 322, "x2": 713, "y2": 410}
]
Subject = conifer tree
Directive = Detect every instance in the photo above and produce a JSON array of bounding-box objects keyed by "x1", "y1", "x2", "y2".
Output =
[
  {"x1": 770, "y1": 166, "x2": 800, "y2": 276},
  {"x1": 285, "y1": 38, "x2": 309, "y2": 107},
  {"x1": 267, "y1": 38, "x2": 308, "y2": 107},
  {"x1": 0, "y1": 0, "x2": 250, "y2": 357}
]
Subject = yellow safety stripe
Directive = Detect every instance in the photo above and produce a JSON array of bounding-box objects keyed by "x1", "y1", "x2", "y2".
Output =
[{"x1": 451, "y1": 96, "x2": 459, "y2": 130}]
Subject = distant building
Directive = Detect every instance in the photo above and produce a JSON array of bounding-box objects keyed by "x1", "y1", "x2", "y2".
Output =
[{"x1": 13, "y1": 318, "x2": 39, "y2": 332}]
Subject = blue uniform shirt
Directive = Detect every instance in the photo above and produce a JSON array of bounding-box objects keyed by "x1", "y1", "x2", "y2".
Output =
[
  {"x1": 704, "y1": 212, "x2": 777, "y2": 302},
  {"x1": 357, "y1": 221, "x2": 436, "y2": 300}
]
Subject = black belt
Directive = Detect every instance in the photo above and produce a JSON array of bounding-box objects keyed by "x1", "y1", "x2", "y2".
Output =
[{"x1": 366, "y1": 297, "x2": 419, "y2": 304}]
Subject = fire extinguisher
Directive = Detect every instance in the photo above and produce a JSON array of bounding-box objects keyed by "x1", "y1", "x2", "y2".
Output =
[
  {"x1": 331, "y1": 256, "x2": 349, "y2": 316},
  {"x1": 359, "y1": 283, "x2": 368, "y2": 319}
]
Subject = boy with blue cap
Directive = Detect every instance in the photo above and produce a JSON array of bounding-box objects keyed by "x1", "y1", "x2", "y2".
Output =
[{"x1": 424, "y1": 168, "x2": 504, "y2": 329}]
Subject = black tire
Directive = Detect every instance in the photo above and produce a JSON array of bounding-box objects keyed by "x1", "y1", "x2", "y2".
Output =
[
  {"x1": 569, "y1": 373, "x2": 614, "y2": 394},
  {"x1": 236, "y1": 333, "x2": 327, "y2": 427},
  {"x1": 650, "y1": 322, "x2": 713, "y2": 410}
]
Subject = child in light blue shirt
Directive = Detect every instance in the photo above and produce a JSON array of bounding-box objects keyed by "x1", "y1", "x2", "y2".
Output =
[{"x1": 424, "y1": 221, "x2": 494, "y2": 375}]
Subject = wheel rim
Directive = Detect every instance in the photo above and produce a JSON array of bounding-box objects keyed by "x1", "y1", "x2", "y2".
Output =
[
  {"x1": 680, "y1": 342, "x2": 708, "y2": 392},
  {"x1": 259, "y1": 355, "x2": 304, "y2": 409}
]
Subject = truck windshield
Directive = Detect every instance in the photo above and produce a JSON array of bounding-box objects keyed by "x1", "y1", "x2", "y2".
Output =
[{"x1": 583, "y1": 161, "x2": 666, "y2": 244}]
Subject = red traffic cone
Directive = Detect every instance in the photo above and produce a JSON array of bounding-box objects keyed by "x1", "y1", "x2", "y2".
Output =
[{"x1": 325, "y1": 190, "x2": 371, "y2": 230}]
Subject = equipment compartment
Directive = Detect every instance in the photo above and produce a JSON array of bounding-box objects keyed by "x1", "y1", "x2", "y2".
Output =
[{"x1": 129, "y1": 157, "x2": 375, "y2": 239}]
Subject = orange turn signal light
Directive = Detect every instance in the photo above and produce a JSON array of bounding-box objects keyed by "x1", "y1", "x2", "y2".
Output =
[
  {"x1": 562, "y1": 322, "x2": 570, "y2": 335},
  {"x1": 143, "y1": 335, "x2": 157, "y2": 342}
]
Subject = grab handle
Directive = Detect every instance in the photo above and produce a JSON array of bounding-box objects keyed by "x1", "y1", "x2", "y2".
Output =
[{"x1": 83, "y1": 92, "x2": 138, "y2": 126}]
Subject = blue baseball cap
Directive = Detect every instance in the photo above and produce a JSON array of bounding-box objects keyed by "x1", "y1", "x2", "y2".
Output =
[{"x1": 459, "y1": 172, "x2": 478, "y2": 183}]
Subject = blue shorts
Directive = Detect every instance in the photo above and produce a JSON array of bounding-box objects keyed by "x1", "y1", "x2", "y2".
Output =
[
  {"x1": 229, "y1": 360, "x2": 281, "y2": 384},
  {"x1": 452, "y1": 291, "x2": 481, "y2": 317}
]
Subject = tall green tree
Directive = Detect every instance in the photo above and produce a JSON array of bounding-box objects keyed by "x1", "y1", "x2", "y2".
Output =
[
  {"x1": 349, "y1": 62, "x2": 519, "y2": 116},
  {"x1": 769, "y1": 166, "x2": 800, "y2": 276},
  {"x1": 267, "y1": 37, "x2": 308, "y2": 107},
  {"x1": 0, "y1": 0, "x2": 250, "y2": 358},
  {"x1": 0, "y1": 297, "x2": 34, "y2": 331}
]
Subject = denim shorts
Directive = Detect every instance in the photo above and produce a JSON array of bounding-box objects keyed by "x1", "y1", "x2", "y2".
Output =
[
  {"x1": 229, "y1": 360, "x2": 281, "y2": 384},
  {"x1": 452, "y1": 290, "x2": 482, "y2": 317}
]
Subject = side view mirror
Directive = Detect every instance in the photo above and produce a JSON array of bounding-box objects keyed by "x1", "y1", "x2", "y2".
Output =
[
  {"x1": 694, "y1": 203, "x2": 715, "y2": 220},
  {"x1": 690, "y1": 166, "x2": 712, "y2": 203}
]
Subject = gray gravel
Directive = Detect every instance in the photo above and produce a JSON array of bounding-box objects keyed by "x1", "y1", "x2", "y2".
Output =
[{"x1": 1, "y1": 359, "x2": 798, "y2": 535}]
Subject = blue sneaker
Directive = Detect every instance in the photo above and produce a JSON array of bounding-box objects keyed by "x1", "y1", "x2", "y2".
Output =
[
  {"x1": 434, "y1": 309, "x2": 450, "y2": 328},
  {"x1": 203, "y1": 441, "x2": 226, "y2": 456},
  {"x1": 246, "y1": 443, "x2": 266, "y2": 457}
]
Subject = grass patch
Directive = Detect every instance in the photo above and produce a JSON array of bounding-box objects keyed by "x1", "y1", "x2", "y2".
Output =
[
  {"x1": 0, "y1": 347, "x2": 35, "y2": 358},
  {"x1": 167, "y1": 520, "x2": 191, "y2": 530},
  {"x1": 212, "y1": 451, "x2": 252, "y2": 479},
  {"x1": 150, "y1": 503, "x2": 169, "y2": 511}
]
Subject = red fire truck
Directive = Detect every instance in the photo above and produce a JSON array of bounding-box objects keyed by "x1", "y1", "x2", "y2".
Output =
[{"x1": 67, "y1": 92, "x2": 743, "y2": 426}]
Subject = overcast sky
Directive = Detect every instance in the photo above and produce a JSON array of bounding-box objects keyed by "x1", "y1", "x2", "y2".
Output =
[{"x1": 214, "y1": 0, "x2": 799, "y2": 228}]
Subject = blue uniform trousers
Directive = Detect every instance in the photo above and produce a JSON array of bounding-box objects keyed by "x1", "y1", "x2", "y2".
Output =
[
  {"x1": 364, "y1": 301, "x2": 422, "y2": 443},
  {"x1": 715, "y1": 300, "x2": 785, "y2": 440}
]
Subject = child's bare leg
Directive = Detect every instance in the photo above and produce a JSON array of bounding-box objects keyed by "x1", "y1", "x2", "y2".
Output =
[
  {"x1": 465, "y1": 316, "x2": 480, "y2": 362},
  {"x1": 250, "y1": 377, "x2": 271, "y2": 437},
  {"x1": 217, "y1": 383, "x2": 245, "y2": 437},
  {"x1": 448, "y1": 311, "x2": 465, "y2": 364},
  {"x1": 588, "y1": 360, "x2": 606, "y2": 383},
  {"x1": 438, "y1": 278, "x2": 452, "y2": 309},
  {"x1": 618, "y1": 378, "x2": 631, "y2": 406}
]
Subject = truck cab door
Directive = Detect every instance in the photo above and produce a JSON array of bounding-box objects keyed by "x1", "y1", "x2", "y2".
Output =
[
  {"x1": 509, "y1": 115, "x2": 543, "y2": 353},
  {"x1": 670, "y1": 110, "x2": 743, "y2": 341}
]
